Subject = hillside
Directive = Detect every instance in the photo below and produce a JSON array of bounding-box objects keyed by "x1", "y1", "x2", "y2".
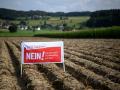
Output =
[{"x1": 0, "y1": 8, "x2": 91, "y2": 20}]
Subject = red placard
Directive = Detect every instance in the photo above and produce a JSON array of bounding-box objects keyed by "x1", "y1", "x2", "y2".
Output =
[{"x1": 24, "y1": 47, "x2": 61, "y2": 63}]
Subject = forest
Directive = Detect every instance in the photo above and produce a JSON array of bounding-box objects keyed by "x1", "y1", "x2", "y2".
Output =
[
  {"x1": 86, "y1": 9, "x2": 120, "y2": 27},
  {"x1": 0, "y1": 8, "x2": 90, "y2": 20}
]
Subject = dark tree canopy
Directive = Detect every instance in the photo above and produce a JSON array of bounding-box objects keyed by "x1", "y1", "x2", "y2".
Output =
[
  {"x1": 8, "y1": 24, "x2": 17, "y2": 33},
  {"x1": 86, "y1": 9, "x2": 120, "y2": 27},
  {"x1": 0, "y1": 8, "x2": 91, "y2": 20}
]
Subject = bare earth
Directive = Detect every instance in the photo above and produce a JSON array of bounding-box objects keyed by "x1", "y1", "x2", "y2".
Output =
[{"x1": 0, "y1": 37, "x2": 120, "y2": 90}]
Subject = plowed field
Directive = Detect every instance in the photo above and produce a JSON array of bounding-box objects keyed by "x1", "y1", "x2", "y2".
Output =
[{"x1": 0, "y1": 37, "x2": 120, "y2": 90}]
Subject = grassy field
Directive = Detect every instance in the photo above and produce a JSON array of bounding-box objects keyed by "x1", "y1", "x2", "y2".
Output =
[
  {"x1": 0, "y1": 29, "x2": 34, "y2": 37},
  {"x1": 0, "y1": 16, "x2": 120, "y2": 38},
  {"x1": 0, "y1": 16, "x2": 89, "y2": 27},
  {"x1": 0, "y1": 29, "x2": 60, "y2": 37},
  {"x1": 28, "y1": 16, "x2": 89, "y2": 26},
  {"x1": 0, "y1": 26, "x2": 120, "y2": 38}
]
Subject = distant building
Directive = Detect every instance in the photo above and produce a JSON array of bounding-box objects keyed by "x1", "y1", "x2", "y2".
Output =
[
  {"x1": 0, "y1": 22, "x2": 2, "y2": 28},
  {"x1": 18, "y1": 25, "x2": 28, "y2": 30},
  {"x1": 0, "y1": 21, "x2": 11, "y2": 29},
  {"x1": 18, "y1": 21, "x2": 28, "y2": 30},
  {"x1": 59, "y1": 25, "x2": 64, "y2": 31},
  {"x1": 28, "y1": 15, "x2": 43, "y2": 20},
  {"x1": 37, "y1": 27, "x2": 41, "y2": 30},
  {"x1": 32, "y1": 25, "x2": 41, "y2": 31}
]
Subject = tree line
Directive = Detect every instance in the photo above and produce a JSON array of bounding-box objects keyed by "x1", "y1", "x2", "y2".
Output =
[
  {"x1": 86, "y1": 9, "x2": 120, "y2": 27},
  {"x1": 0, "y1": 8, "x2": 91, "y2": 20}
]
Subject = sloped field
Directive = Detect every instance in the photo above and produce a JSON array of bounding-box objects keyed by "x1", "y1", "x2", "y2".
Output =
[{"x1": 0, "y1": 37, "x2": 120, "y2": 90}]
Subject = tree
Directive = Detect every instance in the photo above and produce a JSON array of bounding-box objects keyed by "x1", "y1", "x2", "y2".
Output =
[
  {"x1": 86, "y1": 9, "x2": 120, "y2": 27},
  {"x1": 19, "y1": 21, "x2": 27, "y2": 25},
  {"x1": 8, "y1": 24, "x2": 17, "y2": 33}
]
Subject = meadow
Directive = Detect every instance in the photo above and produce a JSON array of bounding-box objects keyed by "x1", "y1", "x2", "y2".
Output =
[
  {"x1": 16, "y1": 16, "x2": 89, "y2": 26},
  {"x1": 0, "y1": 26, "x2": 120, "y2": 38},
  {"x1": 0, "y1": 16, "x2": 120, "y2": 38}
]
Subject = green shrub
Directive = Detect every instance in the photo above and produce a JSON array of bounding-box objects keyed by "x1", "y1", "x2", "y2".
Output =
[{"x1": 8, "y1": 24, "x2": 17, "y2": 33}]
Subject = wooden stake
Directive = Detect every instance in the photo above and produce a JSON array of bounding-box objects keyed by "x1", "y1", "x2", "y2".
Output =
[
  {"x1": 21, "y1": 64, "x2": 22, "y2": 77},
  {"x1": 63, "y1": 63, "x2": 65, "y2": 72}
]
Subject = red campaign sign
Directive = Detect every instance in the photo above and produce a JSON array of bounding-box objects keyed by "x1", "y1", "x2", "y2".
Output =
[
  {"x1": 24, "y1": 47, "x2": 61, "y2": 63},
  {"x1": 21, "y1": 41, "x2": 64, "y2": 64}
]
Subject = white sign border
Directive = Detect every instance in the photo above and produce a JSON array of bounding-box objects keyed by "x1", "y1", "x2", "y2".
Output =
[{"x1": 21, "y1": 41, "x2": 65, "y2": 76}]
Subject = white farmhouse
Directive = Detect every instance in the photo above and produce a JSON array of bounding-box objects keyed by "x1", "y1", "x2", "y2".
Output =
[{"x1": 36, "y1": 27, "x2": 41, "y2": 30}]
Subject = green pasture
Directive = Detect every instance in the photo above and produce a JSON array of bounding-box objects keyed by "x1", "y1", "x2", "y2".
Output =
[
  {"x1": 0, "y1": 16, "x2": 89, "y2": 26},
  {"x1": 0, "y1": 26, "x2": 120, "y2": 38}
]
